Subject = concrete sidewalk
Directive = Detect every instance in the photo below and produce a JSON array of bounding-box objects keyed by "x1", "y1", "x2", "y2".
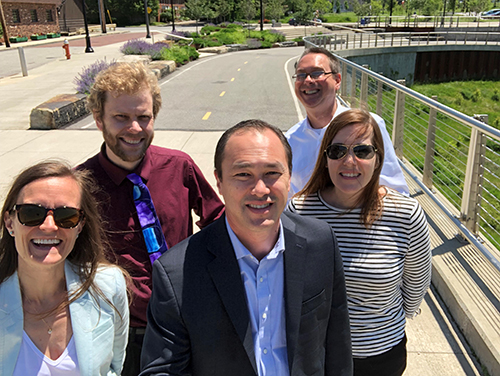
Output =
[{"x1": 0, "y1": 30, "x2": 486, "y2": 376}]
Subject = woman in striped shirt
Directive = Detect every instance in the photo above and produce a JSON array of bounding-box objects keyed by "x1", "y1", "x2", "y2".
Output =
[{"x1": 287, "y1": 109, "x2": 431, "y2": 376}]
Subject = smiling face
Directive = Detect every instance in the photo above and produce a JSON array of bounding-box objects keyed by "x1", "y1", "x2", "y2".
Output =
[
  {"x1": 4, "y1": 176, "x2": 84, "y2": 273},
  {"x1": 215, "y1": 128, "x2": 291, "y2": 242},
  {"x1": 95, "y1": 87, "x2": 155, "y2": 170},
  {"x1": 294, "y1": 53, "x2": 341, "y2": 119},
  {"x1": 326, "y1": 123, "x2": 379, "y2": 208}
]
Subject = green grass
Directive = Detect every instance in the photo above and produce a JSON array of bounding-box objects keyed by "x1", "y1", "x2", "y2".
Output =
[
  {"x1": 411, "y1": 81, "x2": 500, "y2": 128},
  {"x1": 321, "y1": 12, "x2": 358, "y2": 23},
  {"x1": 365, "y1": 79, "x2": 500, "y2": 249}
]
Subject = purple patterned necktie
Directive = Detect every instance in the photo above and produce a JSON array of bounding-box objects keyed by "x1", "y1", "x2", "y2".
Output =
[{"x1": 127, "y1": 173, "x2": 168, "y2": 264}]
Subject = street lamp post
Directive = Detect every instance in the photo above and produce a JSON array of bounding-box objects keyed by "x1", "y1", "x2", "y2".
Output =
[
  {"x1": 260, "y1": 0, "x2": 263, "y2": 31},
  {"x1": 81, "y1": 0, "x2": 93, "y2": 52},
  {"x1": 441, "y1": 0, "x2": 447, "y2": 27},
  {"x1": 144, "y1": 0, "x2": 151, "y2": 38},
  {"x1": 171, "y1": 0, "x2": 175, "y2": 31}
]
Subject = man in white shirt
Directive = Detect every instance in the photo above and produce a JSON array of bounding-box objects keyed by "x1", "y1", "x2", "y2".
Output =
[{"x1": 286, "y1": 47, "x2": 409, "y2": 197}]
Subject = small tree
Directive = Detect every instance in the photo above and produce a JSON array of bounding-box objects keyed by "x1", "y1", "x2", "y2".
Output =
[
  {"x1": 239, "y1": 0, "x2": 257, "y2": 21},
  {"x1": 266, "y1": 0, "x2": 285, "y2": 20},
  {"x1": 185, "y1": 0, "x2": 209, "y2": 33},
  {"x1": 313, "y1": 0, "x2": 332, "y2": 15}
]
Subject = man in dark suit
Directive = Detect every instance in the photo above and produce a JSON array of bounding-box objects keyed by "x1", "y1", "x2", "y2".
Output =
[{"x1": 140, "y1": 120, "x2": 352, "y2": 376}]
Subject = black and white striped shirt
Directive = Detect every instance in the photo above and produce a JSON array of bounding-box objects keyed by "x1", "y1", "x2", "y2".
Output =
[{"x1": 288, "y1": 189, "x2": 432, "y2": 357}]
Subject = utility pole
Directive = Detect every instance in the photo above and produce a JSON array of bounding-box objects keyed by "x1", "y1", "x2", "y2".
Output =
[
  {"x1": 98, "y1": 0, "x2": 106, "y2": 33},
  {"x1": 0, "y1": 0, "x2": 11, "y2": 47},
  {"x1": 389, "y1": 0, "x2": 394, "y2": 25}
]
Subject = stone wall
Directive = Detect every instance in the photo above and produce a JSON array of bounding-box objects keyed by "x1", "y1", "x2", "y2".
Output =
[{"x1": 1, "y1": 2, "x2": 59, "y2": 41}]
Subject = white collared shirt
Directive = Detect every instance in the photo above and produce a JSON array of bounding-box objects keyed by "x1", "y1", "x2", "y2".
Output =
[{"x1": 226, "y1": 218, "x2": 289, "y2": 376}]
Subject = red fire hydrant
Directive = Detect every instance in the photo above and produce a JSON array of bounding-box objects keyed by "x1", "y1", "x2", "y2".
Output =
[{"x1": 62, "y1": 39, "x2": 71, "y2": 60}]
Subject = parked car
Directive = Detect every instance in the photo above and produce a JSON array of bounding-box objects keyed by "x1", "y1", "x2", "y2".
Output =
[{"x1": 482, "y1": 9, "x2": 500, "y2": 18}]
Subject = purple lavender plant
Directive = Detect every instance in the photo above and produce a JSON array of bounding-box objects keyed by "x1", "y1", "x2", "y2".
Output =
[
  {"x1": 74, "y1": 59, "x2": 116, "y2": 95},
  {"x1": 120, "y1": 39, "x2": 168, "y2": 60}
]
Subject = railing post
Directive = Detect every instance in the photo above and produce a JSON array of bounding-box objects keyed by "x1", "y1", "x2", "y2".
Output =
[
  {"x1": 427, "y1": 32, "x2": 430, "y2": 45},
  {"x1": 341, "y1": 62, "x2": 347, "y2": 97},
  {"x1": 376, "y1": 73, "x2": 383, "y2": 117},
  {"x1": 360, "y1": 64, "x2": 369, "y2": 105},
  {"x1": 392, "y1": 79, "x2": 406, "y2": 159},
  {"x1": 334, "y1": 34, "x2": 337, "y2": 50},
  {"x1": 460, "y1": 114, "x2": 488, "y2": 234},
  {"x1": 346, "y1": 34, "x2": 349, "y2": 49},
  {"x1": 391, "y1": 33, "x2": 394, "y2": 46},
  {"x1": 485, "y1": 31, "x2": 489, "y2": 45},
  {"x1": 375, "y1": 33, "x2": 378, "y2": 47},
  {"x1": 423, "y1": 96, "x2": 438, "y2": 189},
  {"x1": 360, "y1": 33, "x2": 363, "y2": 48},
  {"x1": 408, "y1": 32, "x2": 411, "y2": 45},
  {"x1": 351, "y1": 67, "x2": 358, "y2": 107}
]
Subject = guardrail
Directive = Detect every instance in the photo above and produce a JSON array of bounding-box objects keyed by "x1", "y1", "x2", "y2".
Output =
[
  {"x1": 152, "y1": 31, "x2": 194, "y2": 46},
  {"x1": 308, "y1": 31, "x2": 500, "y2": 51},
  {"x1": 305, "y1": 34, "x2": 500, "y2": 272},
  {"x1": 357, "y1": 15, "x2": 500, "y2": 28}
]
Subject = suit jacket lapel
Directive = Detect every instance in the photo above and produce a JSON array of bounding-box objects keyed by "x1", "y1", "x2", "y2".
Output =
[
  {"x1": 282, "y1": 214, "x2": 308, "y2": 372},
  {"x1": 206, "y1": 217, "x2": 257, "y2": 374},
  {"x1": 66, "y1": 262, "x2": 93, "y2": 376},
  {"x1": 0, "y1": 272, "x2": 24, "y2": 376}
]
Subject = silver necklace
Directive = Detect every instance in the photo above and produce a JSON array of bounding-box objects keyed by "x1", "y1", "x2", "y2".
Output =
[{"x1": 21, "y1": 291, "x2": 55, "y2": 335}]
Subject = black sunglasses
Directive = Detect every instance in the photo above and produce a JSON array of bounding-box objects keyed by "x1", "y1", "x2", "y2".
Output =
[
  {"x1": 292, "y1": 71, "x2": 334, "y2": 81},
  {"x1": 325, "y1": 144, "x2": 377, "y2": 160},
  {"x1": 11, "y1": 204, "x2": 84, "y2": 229}
]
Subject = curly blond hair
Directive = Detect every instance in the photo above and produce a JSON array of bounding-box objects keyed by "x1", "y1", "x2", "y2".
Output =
[{"x1": 87, "y1": 62, "x2": 162, "y2": 118}]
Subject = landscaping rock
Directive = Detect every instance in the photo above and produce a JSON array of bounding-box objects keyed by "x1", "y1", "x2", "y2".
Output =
[
  {"x1": 149, "y1": 60, "x2": 176, "y2": 80},
  {"x1": 117, "y1": 55, "x2": 152, "y2": 64},
  {"x1": 198, "y1": 46, "x2": 229, "y2": 54},
  {"x1": 30, "y1": 94, "x2": 89, "y2": 130}
]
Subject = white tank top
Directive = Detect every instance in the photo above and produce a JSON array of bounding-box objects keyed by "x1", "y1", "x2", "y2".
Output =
[{"x1": 13, "y1": 331, "x2": 80, "y2": 375}]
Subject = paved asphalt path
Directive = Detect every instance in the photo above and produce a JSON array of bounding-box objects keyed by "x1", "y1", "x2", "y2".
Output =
[{"x1": 70, "y1": 46, "x2": 307, "y2": 132}]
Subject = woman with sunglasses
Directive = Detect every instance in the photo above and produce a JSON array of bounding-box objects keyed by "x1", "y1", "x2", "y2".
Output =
[
  {"x1": 287, "y1": 109, "x2": 432, "y2": 376},
  {"x1": 0, "y1": 161, "x2": 129, "y2": 375}
]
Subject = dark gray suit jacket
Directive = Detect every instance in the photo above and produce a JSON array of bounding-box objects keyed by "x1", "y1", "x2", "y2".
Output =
[{"x1": 140, "y1": 212, "x2": 352, "y2": 376}]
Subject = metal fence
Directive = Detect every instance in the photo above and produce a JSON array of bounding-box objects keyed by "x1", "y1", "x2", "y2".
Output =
[
  {"x1": 356, "y1": 15, "x2": 500, "y2": 28},
  {"x1": 309, "y1": 31, "x2": 500, "y2": 51},
  {"x1": 304, "y1": 34, "x2": 500, "y2": 272}
]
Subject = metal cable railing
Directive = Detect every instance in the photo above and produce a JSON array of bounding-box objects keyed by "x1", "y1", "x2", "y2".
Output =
[{"x1": 305, "y1": 34, "x2": 500, "y2": 272}]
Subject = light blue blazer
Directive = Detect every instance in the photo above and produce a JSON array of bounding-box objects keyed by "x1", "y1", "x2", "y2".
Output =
[{"x1": 0, "y1": 261, "x2": 129, "y2": 376}]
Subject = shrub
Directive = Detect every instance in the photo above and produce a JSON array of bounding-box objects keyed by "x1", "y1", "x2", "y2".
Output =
[
  {"x1": 492, "y1": 89, "x2": 499, "y2": 102},
  {"x1": 74, "y1": 59, "x2": 116, "y2": 95},
  {"x1": 471, "y1": 88, "x2": 481, "y2": 102},
  {"x1": 161, "y1": 45, "x2": 198, "y2": 65}
]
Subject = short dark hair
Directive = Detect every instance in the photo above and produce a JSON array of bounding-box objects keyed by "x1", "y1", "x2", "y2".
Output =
[
  {"x1": 295, "y1": 47, "x2": 340, "y2": 74},
  {"x1": 214, "y1": 119, "x2": 292, "y2": 180}
]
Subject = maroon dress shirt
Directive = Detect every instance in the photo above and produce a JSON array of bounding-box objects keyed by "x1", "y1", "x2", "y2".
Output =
[{"x1": 78, "y1": 144, "x2": 224, "y2": 327}]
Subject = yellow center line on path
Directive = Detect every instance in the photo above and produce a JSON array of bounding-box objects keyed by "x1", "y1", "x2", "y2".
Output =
[
  {"x1": 244, "y1": 61, "x2": 248, "y2": 64},
  {"x1": 237, "y1": 68, "x2": 241, "y2": 71},
  {"x1": 220, "y1": 91, "x2": 226, "y2": 97},
  {"x1": 231, "y1": 78, "x2": 235, "y2": 82},
  {"x1": 202, "y1": 112, "x2": 211, "y2": 120}
]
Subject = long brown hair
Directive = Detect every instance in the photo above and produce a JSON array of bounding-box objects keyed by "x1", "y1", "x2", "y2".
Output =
[
  {"x1": 0, "y1": 160, "x2": 128, "y2": 318},
  {"x1": 297, "y1": 109, "x2": 385, "y2": 227}
]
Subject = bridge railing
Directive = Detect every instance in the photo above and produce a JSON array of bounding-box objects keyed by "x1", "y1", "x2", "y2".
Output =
[
  {"x1": 309, "y1": 31, "x2": 500, "y2": 51},
  {"x1": 304, "y1": 34, "x2": 500, "y2": 272},
  {"x1": 356, "y1": 15, "x2": 500, "y2": 28}
]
